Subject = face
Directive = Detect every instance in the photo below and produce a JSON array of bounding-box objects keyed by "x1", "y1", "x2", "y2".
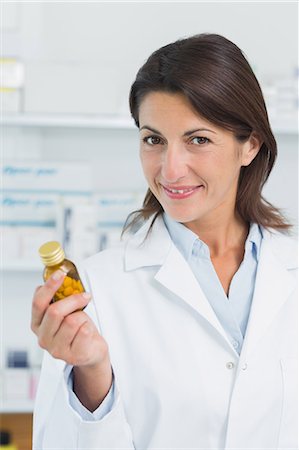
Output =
[{"x1": 139, "y1": 92, "x2": 260, "y2": 230}]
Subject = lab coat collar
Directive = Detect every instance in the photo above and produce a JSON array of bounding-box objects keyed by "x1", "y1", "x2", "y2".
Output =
[
  {"x1": 124, "y1": 215, "x2": 238, "y2": 350},
  {"x1": 124, "y1": 215, "x2": 173, "y2": 270},
  {"x1": 124, "y1": 215, "x2": 297, "y2": 272},
  {"x1": 125, "y1": 216, "x2": 298, "y2": 355}
]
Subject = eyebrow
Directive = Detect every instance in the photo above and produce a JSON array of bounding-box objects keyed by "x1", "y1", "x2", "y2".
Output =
[{"x1": 139, "y1": 125, "x2": 217, "y2": 136}]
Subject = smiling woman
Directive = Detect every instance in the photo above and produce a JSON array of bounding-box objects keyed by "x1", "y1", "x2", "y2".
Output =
[
  {"x1": 136, "y1": 91, "x2": 261, "y2": 237},
  {"x1": 126, "y1": 33, "x2": 291, "y2": 235}
]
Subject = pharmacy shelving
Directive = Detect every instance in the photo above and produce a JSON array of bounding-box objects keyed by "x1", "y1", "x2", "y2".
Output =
[
  {"x1": 0, "y1": 113, "x2": 298, "y2": 134},
  {"x1": 1, "y1": 113, "x2": 136, "y2": 129}
]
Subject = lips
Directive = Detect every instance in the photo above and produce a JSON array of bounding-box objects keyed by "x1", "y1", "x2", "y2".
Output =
[
  {"x1": 164, "y1": 186, "x2": 198, "y2": 194},
  {"x1": 162, "y1": 184, "x2": 203, "y2": 199}
]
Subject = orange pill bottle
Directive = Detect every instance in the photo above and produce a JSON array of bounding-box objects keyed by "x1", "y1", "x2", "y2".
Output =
[{"x1": 38, "y1": 241, "x2": 85, "y2": 302}]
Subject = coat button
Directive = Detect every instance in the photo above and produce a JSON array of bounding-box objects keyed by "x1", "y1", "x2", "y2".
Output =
[
  {"x1": 232, "y1": 340, "x2": 239, "y2": 349},
  {"x1": 226, "y1": 362, "x2": 235, "y2": 370},
  {"x1": 241, "y1": 363, "x2": 248, "y2": 370}
]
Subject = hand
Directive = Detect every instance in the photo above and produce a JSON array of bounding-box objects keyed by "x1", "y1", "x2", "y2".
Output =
[
  {"x1": 31, "y1": 270, "x2": 110, "y2": 369},
  {"x1": 31, "y1": 270, "x2": 113, "y2": 410}
]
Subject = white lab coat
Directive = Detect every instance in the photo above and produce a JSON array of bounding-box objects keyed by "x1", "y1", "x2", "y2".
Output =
[{"x1": 33, "y1": 216, "x2": 298, "y2": 450}]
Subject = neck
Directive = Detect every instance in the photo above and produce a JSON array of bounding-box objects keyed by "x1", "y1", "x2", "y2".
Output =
[{"x1": 184, "y1": 212, "x2": 249, "y2": 258}]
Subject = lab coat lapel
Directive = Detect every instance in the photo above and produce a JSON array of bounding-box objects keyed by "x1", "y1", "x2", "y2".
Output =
[
  {"x1": 241, "y1": 228, "x2": 297, "y2": 357},
  {"x1": 124, "y1": 215, "x2": 173, "y2": 269},
  {"x1": 125, "y1": 216, "x2": 232, "y2": 347},
  {"x1": 154, "y1": 243, "x2": 232, "y2": 345}
]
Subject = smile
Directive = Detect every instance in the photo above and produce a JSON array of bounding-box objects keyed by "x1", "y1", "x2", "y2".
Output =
[
  {"x1": 162, "y1": 185, "x2": 203, "y2": 199},
  {"x1": 168, "y1": 188, "x2": 193, "y2": 194}
]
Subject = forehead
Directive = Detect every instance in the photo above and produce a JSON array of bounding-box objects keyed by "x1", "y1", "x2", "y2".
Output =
[
  {"x1": 140, "y1": 91, "x2": 189, "y2": 106},
  {"x1": 138, "y1": 91, "x2": 228, "y2": 136},
  {"x1": 139, "y1": 91, "x2": 200, "y2": 118}
]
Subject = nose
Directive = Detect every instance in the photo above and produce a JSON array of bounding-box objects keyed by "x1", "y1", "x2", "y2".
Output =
[{"x1": 161, "y1": 144, "x2": 188, "y2": 183}]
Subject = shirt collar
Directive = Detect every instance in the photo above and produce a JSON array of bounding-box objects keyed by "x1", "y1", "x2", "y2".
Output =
[
  {"x1": 245, "y1": 221, "x2": 263, "y2": 261},
  {"x1": 163, "y1": 213, "x2": 263, "y2": 262}
]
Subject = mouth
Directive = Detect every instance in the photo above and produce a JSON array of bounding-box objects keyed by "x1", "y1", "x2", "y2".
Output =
[{"x1": 162, "y1": 184, "x2": 204, "y2": 199}]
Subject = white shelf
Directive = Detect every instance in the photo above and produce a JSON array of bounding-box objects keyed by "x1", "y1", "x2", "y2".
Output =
[
  {"x1": 1, "y1": 113, "x2": 298, "y2": 134},
  {"x1": 2, "y1": 261, "x2": 41, "y2": 272},
  {"x1": 0, "y1": 399, "x2": 34, "y2": 413},
  {"x1": 1, "y1": 113, "x2": 136, "y2": 129}
]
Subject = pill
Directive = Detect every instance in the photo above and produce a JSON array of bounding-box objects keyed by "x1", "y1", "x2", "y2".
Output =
[
  {"x1": 63, "y1": 276, "x2": 73, "y2": 287},
  {"x1": 63, "y1": 286, "x2": 74, "y2": 296}
]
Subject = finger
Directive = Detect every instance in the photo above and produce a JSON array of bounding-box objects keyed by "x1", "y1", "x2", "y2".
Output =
[
  {"x1": 31, "y1": 270, "x2": 66, "y2": 332},
  {"x1": 47, "y1": 311, "x2": 89, "y2": 362},
  {"x1": 70, "y1": 321, "x2": 108, "y2": 367},
  {"x1": 37, "y1": 292, "x2": 91, "y2": 348}
]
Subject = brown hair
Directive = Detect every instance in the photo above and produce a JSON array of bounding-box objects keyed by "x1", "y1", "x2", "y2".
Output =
[{"x1": 124, "y1": 33, "x2": 292, "y2": 235}]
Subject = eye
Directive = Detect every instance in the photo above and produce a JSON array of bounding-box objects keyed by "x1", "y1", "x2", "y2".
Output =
[
  {"x1": 142, "y1": 135, "x2": 163, "y2": 146},
  {"x1": 190, "y1": 136, "x2": 210, "y2": 145}
]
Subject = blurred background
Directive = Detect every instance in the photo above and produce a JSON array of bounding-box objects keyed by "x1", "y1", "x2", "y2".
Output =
[{"x1": 1, "y1": 2, "x2": 298, "y2": 449}]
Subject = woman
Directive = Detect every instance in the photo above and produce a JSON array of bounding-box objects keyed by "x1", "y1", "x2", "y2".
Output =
[{"x1": 31, "y1": 34, "x2": 297, "y2": 449}]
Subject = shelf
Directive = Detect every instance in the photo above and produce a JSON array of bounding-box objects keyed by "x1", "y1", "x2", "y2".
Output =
[
  {"x1": 1, "y1": 261, "x2": 42, "y2": 272},
  {"x1": 0, "y1": 399, "x2": 35, "y2": 414},
  {"x1": 1, "y1": 113, "x2": 298, "y2": 134},
  {"x1": 1, "y1": 113, "x2": 136, "y2": 129}
]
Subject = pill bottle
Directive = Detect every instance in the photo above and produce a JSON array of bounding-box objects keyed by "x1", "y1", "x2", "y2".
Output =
[
  {"x1": 0, "y1": 430, "x2": 18, "y2": 449},
  {"x1": 38, "y1": 241, "x2": 85, "y2": 302}
]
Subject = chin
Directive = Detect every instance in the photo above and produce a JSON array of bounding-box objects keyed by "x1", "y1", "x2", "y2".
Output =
[{"x1": 163, "y1": 208, "x2": 201, "y2": 224}]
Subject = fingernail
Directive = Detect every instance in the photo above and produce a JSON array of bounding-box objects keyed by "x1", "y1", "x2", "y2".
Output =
[
  {"x1": 52, "y1": 270, "x2": 66, "y2": 281},
  {"x1": 82, "y1": 292, "x2": 91, "y2": 300}
]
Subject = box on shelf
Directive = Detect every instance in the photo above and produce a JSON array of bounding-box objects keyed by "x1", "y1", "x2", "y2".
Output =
[
  {"x1": 60, "y1": 201, "x2": 98, "y2": 262},
  {"x1": 0, "y1": 58, "x2": 24, "y2": 88},
  {"x1": 1, "y1": 193, "x2": 60, "y2": 266},
  {"x1": 2, "y1": 369, "x2": 31, "y2": 401},
  {"x1": 1, "y1": 58, "x2": 24, "y2": 114},
  {"x1": 2, "y1": 161, "x2": 93, "y2": 268},
  {"x1": 262, "y1": 74, "x2": 298, "y2": 121},
  {"x1": 7, "y1": 350, "x2": 29, "y2": 368},
  {"x1": 2, "y1": 160, "x2": 146, "y2": 267},
  {"x1": 1, "y1": 368, "x2": 41, "y2": 408},
  {"x1": 0, "y1": 347, "x2": 42, "y2": 410},
  {"x1": 96, "y1": 191, "x2": 145, "y2": 251},
  {"x1": 58, "y1": 191, "x2": 145, "y2": 260},
  {"x1": 2, "y1": 160, "x2": 92, "y2": 194}
]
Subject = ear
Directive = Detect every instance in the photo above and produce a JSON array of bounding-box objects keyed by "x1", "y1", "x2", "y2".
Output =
[{"x1": 241, "y1": 132, "x2": 262, "y2": 167}]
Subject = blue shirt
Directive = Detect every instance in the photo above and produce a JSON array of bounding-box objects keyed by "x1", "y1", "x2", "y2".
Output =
[{"x1": 163, "y1": 213, "x2": 263, "y2": 354}]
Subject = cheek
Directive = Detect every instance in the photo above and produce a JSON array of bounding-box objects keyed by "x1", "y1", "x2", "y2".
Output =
[
  {"x1": 193, "y1": 154, "x2": 222, "y2": 180},
  {"x1": 139, "y1": 151, "x2": 149, "y2": 174},
  {"x1": 213, "y1": 149, "x2": 240, "y2": 172},
  {"x1": 140, "y1": 152, "x2": 160, "y2": 178},
  {"x1": 199, "y1": 154, "x2": 240, "y2": 189}
]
